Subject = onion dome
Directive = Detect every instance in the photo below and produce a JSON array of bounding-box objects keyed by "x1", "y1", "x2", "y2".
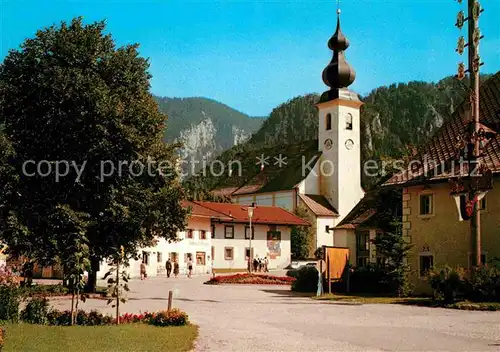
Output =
[{"x1": 321, "y1": 11, "x2": 356, "y2": 93}]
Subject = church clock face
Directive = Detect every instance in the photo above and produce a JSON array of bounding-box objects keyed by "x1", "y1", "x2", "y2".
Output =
[
  {"x1": 324, "y1": 138, "x2": 333, "y2": 150},
  {"x1": 345, "y1": 139, "x2": 354, "y2": 150}
]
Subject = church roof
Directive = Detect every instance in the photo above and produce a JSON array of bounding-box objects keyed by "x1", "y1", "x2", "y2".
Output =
[
  {"x1": 298, "y1": 194, "x2": 338, "y2": 217},
  {"x1": 384, "y1": 71, "x2": 500, "y2": 187},
  {"x1": 211, "y1": 139, "x2": 321, "y2": 196}
]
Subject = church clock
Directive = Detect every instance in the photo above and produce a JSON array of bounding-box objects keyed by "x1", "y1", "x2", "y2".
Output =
[
  {"x1": 324, "y1": 138, "x2": 333, "y2": 150},
  {"x1": 345, "y1": 139, "x2": 354, "y2": 150}
]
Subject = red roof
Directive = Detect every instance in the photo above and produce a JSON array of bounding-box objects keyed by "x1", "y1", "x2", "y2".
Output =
[
  {"x1": 181, "y1": 201, "x2": 231, "y2": 220},
  {"x1": 191, "y1": 201, "x2": 310, "y2": 226}
]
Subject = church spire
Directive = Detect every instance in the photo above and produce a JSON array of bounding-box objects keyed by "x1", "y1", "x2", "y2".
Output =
[{"x1": 320, "y1": 8, "x2": 356, "y2": 102}]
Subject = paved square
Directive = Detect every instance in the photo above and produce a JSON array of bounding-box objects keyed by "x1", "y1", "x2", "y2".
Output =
[{"x1": 51, "y1": 275, "x2": 500, "y2": 351}]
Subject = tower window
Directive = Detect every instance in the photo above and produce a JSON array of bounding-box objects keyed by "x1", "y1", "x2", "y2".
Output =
[
  {"x1": 326, "y1": 113, "x2": 332, "y2": 131},
  {"x1": 345, "y1": 113, "x2": 353, "y2": 130}
]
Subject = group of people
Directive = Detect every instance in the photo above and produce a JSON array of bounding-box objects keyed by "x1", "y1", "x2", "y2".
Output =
[
  {"x1": 140, "y1": 259, "x2": 186, "y2": 280},
  {"x1": 249, "y1": 256, "x2": 269, "y2": 272}
]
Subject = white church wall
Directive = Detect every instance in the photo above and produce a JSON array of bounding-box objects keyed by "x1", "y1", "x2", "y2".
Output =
[
  {"x1": 315, "y1": 217, "x2": 335, "y2": 250},
  {"x1": 333, "y1": 228, "x2": 357, "y2": 265},
  {"x1": 235, "y1": 196, "x2": 254, "y2": 205},
  {"x1": 298, "y1": 160, "x2": 320, "y2": 195},
  {"x1": 273, "y1": 191, "x2": 294, "y2": 211},
  {"x1": 255, "y1": 194, "x2": 273, "y2": 206}
]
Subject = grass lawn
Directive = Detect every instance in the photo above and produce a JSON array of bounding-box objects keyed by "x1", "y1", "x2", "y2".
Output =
[
  {"x1": 312, "y1": 294, "x2": 500, "y2": 311},
  {"x1": 2, "y1": 323, "x2": 198, "y2": 352}
]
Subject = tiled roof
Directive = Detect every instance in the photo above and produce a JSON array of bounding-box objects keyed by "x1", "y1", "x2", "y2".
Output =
[
  {"x1": 193, "y1": 201, "x2": 310, "y2": 226},
  {"x1": 335, "y1": 188, "x2": 400, "y2": 229},
  {"x1": 384, "y1": 71, "x2": 500, "y2": 187},
  {"x1": 182, "y1": 200, "x2": 231, "y2": 220},
  {"x1": 210, "y1": 139, "x2": 321, "y2": 196},
  {"x1": 298, "y1": 194, "x2": 338, "y2": 217}
]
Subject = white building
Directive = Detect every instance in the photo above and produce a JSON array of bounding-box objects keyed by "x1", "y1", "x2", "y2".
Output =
[
  {"x1": 212, "y1": 12, "x2": 364, "y2": 260},
  {"x1": 97, "y1": 201, "x2": 308, "y2": 277}
]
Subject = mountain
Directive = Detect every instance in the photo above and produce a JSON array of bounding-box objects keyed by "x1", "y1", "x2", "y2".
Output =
[
  {"x1": 185, "y1": 73, "x2": 494, "y2": 193},
  {"x1": 155, "y1": 97, "x2": 263, "y2": 166}
]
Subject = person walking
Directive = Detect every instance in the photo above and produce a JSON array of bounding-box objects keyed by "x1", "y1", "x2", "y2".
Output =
[
  {"x1": 165, "y1": 259, "x2": 172, "y2": 278},
  {"x1": 173, "y1": 260, "x2": 179, "y2": 278},
  {"x1": 264, "y1": 257, "x2": 269, "y2": 272},
  {"x1": 140, "y1": 261, "x2": 147, "y2": 280},
  {"x1": 253, "y1": 257, "x2": 258, "y2": 272},
  {"x1": 187, "y1": 259, "x2": 193, "y2": 278}
]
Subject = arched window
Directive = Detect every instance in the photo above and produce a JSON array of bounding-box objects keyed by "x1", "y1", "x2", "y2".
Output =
[
  {"x1": 345, "y1": 113, "x2": 353, "y2": 130},
  {"x1": 325, "y1": 113, "x2": 332, "y2": 131}
]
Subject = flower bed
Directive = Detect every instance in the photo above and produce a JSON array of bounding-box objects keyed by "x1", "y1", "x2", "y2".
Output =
[
  {"x1": 204, "y1": 273, "x2": 295, "y2": 285},
  {"x1": 43, "y1": 309, "x2": 189, "y2": 327}
]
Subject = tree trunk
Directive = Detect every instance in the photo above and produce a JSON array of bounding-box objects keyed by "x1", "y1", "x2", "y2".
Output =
[
  {"x1": 115, "y1": 259, "x2": 120, "y2": 325},
  {"x1": 84, "y1": 258, "x2": 99, "y2": 293},
  {"x1": 70, "y1": 292, "x2": 75, "y2": 326}
]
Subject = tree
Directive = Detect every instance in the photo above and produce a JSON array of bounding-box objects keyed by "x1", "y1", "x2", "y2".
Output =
[
  {"x1": 0, "y1": 18, "x2": 188, "y2": 292},
  {"x1": 291, "y1": 206, "x2": 313, "y2": 259},
  {"x1": 373, "y1": 220, "x2": 413, "y2": 297}
]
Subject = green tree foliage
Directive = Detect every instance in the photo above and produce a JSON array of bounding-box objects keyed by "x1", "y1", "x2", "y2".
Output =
[
  {"x1": 290, "y1": 206, "x2": 313, "y2": 260},
  {"x1": 373, "y1": 220, "x2": 413, "y2": 297},
  {"x1": 0, "y1": 17, "x2": 188, "y2": 292}
]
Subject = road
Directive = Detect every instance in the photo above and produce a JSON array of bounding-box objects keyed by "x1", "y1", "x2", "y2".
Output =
[{"x1": 51, "y1": 274, "x2": 500, "y2": 351}]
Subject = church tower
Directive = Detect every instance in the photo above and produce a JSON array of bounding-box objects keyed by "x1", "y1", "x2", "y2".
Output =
[{"x1": 317, "y1": 9, "x2": 364, "y2": 220}]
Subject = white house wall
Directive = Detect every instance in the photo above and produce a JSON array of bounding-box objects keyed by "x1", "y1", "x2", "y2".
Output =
[
  {"x1": 297, "y1": 160, "x2": 320, "y2": 195},
  {"x1": 212, "y1": 223, "x2": 291, "y2": 270},
  {"x1": 98, "y1": 217, "x2": 213, "y2": 279}
]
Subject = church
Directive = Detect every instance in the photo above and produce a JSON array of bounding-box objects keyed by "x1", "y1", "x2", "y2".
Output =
[{"x1": 212, "y1": 10, "x2": 366, "y2": 261}]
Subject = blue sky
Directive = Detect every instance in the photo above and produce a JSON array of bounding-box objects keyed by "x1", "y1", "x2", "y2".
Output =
[{"x1": 1, "y1": 0, "x2": 499, "y2": 116}]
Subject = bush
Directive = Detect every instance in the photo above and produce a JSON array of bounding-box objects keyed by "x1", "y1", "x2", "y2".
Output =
[
  {"x1": 291, "y1": 266, "x2": 318, "y2": 292},
  {"x1": 348, "y1": 265, "x2": 392, "y2": 294},
  {"x1": 23, "y1": 284, "x2": 69, "y2": 297},
  {"x1": 429, "y1": 266, "x2": 467, "y2": 303},
  {"x1": 148, "y1": 309, "x2": 189, "y2": 327},
  {"x1": 21, "y1": 297, "x2": 50, "y2": 324},
  {"x1": 286, "y1": 269, "x2": 299, "y2": 278},
  {"x1": 468, "y1": 266, "x2": 500, "y2": 302},
  {"x1": 0, "y1": 266, "x2": 22, "y2": 322}
]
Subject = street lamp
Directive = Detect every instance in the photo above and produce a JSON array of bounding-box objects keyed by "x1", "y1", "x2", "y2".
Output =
[{"x1": 247, "y1": 203, "x2": 255, "y2": 273}]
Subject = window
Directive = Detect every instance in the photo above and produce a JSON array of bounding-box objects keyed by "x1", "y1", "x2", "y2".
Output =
[
  {"x1": 419, "y1": 255, "x2": 434, "y2": 276},
  {"x1": 157, "y1": 252, "x2": 162, "y2": 263},
  {"x1": 142, "y1": 251, "x2": 149, "y2": 265},
  {"x1": 170, "y1": 252, "x2": 178, "y2": 262},
  {"x1": 186, "y1": 229, "x2": 193, "y2": 239},
  {"x1": 245, "y1": 226, "x2": 255, "y2": 239},
  {"x1": 245, "y1": 247, "x2": 254, "y2": 259},
  {"x1": 211, "y1": 246, "x2": 214, "y2": 261},
  {"x1": 224, "y1": 225, "x2": 234, "y2": 239},
  {"x1": 224, "y1": 247, "x2": 234, "y2": 260},
  {"x1": 196, "y1": 252, "x2": 206, "y2": 265},
  {"x1": 211, "y1": 224, "x2": 216, "y2": 238},
  {"x1": 345, "y1": 113, "x2": 353, "y2": 130},
  {"x1": 269, "y1": 225, "x2": 277, "y2": 232},
  {"x1": 200, "y1": 230, "x2": 207, "y2": 240},
  {"x1": 419, "y1": 194, "x2": 433, "y2": 215},
  {"x1": 325, "y1": 113, "x2": 332, "y2": 131},
  {"x1": 357, "y1": 232, "x2": 370, "y2": 251}
]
